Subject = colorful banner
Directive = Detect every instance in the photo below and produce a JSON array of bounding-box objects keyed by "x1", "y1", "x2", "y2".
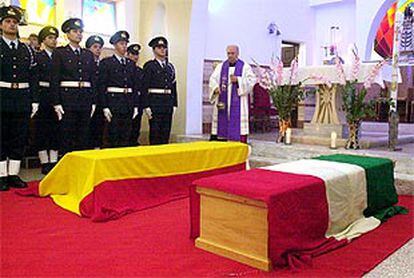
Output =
[{"x1": 398, "y1": 0, "x2": 414, "y2": 64}]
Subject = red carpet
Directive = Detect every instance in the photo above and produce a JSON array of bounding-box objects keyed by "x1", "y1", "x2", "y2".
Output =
[{"x1": 1, "y1": 183, "x2": 413, "y2": 277}]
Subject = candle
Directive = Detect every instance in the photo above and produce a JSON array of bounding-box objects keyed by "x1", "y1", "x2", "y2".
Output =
[
  {"x1": 330, "y1": 131, "x2": 337, "y2": 149},
  {"x1": 285, "y1": 128, "x2": 292, "y2": 145}
]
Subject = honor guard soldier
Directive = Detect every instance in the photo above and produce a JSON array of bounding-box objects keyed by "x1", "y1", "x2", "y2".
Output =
[
  {"x1": 142, "y1": 36, "x2": 178, "y2": 145},
  {"x1": 51, "y1": 18, "x2": 97, "y2": 155},
  {"x1": 98, "y1": 31, "x2": 140, "y2": 147},
  {"x1": 86, "y1": 35, "x2": 104, "y2": 148},
  {"x1": 35, "y1": 26, "x2": 60, "y2": 175},
  {"x1": 127, "y1": 43, "x2": 144, "y2": 146},
  {"x1": 0, "y1": 6, "x2": 39, "y2": 190},
  {"x1": 28, "y1": 33, "x2": 40, "y2": 52}
]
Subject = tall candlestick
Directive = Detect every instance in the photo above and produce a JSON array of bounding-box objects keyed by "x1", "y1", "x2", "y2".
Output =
[
  {"x1": 330, "y1": 131, "x2": 337, "y2": 149},
  {"x1": 285, "y1": 128, "x2": 292, "y2": 145}
]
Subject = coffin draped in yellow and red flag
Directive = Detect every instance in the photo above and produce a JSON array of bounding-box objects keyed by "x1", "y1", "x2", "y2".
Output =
[{"x1": 35, "y1": 142, "x2": 249, "y2": 221}]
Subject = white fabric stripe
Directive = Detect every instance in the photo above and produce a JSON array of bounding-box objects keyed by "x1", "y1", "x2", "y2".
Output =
[
  {"x1": 333, "y1": 216, "x2": 381, "y2": 241},
  {"x1": 262, "y1": 159, "x2": 379, "y2": 240}
]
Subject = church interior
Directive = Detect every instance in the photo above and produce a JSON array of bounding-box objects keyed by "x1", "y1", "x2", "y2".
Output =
[{"x1": 1, "y1": 0, "x2": 413, "y2": 277}]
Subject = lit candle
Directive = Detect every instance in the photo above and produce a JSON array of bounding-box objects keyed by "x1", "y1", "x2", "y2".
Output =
[
  {"x1": 330, "y1": 131, "x2": 337, "y2": 149},
  {"x1": 285, "y1": 128, "x2": 292, "y2": 145}
]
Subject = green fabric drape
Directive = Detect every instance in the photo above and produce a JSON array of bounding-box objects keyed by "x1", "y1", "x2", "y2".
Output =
[{"x1": 313, "y1": 154, "x2": 407, "y2": 221}]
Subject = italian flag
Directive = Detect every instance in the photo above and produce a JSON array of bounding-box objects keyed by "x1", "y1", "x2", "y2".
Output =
[{"x1": 191, "y1": 154, "x2": 407, "y2": 269}]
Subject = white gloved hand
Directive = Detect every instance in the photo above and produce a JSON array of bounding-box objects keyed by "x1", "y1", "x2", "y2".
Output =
[
  {"x1": 144, "y1": 107, "x2": 153, "y2": 120},
  {"x1": 54, "y1": 105, "x2": 65, "y2": 121},
  {"x1": 103, "y1": 108, "x2": 112, "y2": 122},
  {"x1": 173, "y1": 106, "x2": 177, "y2": 114},
  {"x1": 132, "y1": 107, "x2": 139, "y2": 119},
  {"x1": 90, "y1": 104, "x2": 96, "y2": 118},
  {"x1": 31, "y1": 103, "x2": 39, "y2": 118}
]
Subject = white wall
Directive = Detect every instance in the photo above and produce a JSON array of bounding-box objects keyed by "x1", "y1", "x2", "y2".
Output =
[
  {"x1": 312, "y1": 0, "x2": 356, "y2": 64},
  {"x1": 204, "y1": 0, "x2": 315, "y2": 65},
  {"x1": 185, "y1": 0, "x2": 209, "y2": 134}
]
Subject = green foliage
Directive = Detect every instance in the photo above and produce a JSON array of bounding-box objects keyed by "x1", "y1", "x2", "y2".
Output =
[
  {"x1": 340, "y1": 81, "x2": 393, "y2": 124},
  {"x1": 268, "y1": 83, "x2": 305, "y2": 121}
]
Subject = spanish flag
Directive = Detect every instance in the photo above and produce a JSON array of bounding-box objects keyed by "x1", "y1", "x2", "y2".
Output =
[{"x1": 39, "y1": 142, "x2": 249, "y2": 222}]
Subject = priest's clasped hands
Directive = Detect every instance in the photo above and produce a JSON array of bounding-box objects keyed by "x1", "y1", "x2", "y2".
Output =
[{"x1": 230, "y1": 74, "x2": 239, "y2": 84}]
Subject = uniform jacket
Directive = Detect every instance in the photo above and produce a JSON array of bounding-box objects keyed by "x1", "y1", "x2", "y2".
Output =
[
  {"x1": 98, "y1": 55, "x2": 141, "y2": 114},
  {"x1": 141, "y1": 59, "x2": 177, "y2": 114},
  {"x1": 0, "y1": 37, "x2": 38, "y2": 113},
  {"x1": 50, "y1": 45, "x2": 97, "y2": 111}
]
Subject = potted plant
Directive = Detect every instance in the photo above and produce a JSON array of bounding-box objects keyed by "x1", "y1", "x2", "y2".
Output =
[{"x1": 256, "y1": 58, "x2": 305, "y2": 143}]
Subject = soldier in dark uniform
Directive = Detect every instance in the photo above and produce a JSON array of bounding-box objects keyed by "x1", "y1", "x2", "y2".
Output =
[
  {"x1": 35, "y1": 26, "x2": 60, "y2": 175},
  {"x1": 0, "y1": 6, "x2": 39, "y2": 190},
  {"x1": 28, "y1": 33, "x2": 40, "y2": 52},
  {"x1": 98, "y1": 31, "x2": 140, "y2": 148},
  {"x1": 142, "y1": 36, "x2": 177, "y2": 145},
  {"x1": 85, "y1": 35, "x2": 104, "y2": 149},
  {"x1": 51, "y1": 18, "x2": 97, "y2": 155},
  {"x1": 127, "y1": 43, "x2": 144, "y2": 146}
]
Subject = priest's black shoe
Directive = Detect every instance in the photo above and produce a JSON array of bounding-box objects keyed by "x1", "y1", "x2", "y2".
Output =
[
  {"x1": 0, "y1": 177, "x2": 9, "y2": 191},
  {"x1": 7, "y1": 175, "x2": 28, "y2": 188}
]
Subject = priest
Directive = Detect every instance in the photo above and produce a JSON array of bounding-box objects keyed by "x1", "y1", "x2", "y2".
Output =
[{"x1": 209, "y1": 45, "x2": 256, "y2": 143}]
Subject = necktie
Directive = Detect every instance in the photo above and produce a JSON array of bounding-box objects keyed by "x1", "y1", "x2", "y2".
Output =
[
  {"x1": 121, "y1": 58, "x2": 126, "y2": 66},
  {"x1": 10, "y1": 41, "x2": 16, "y2": 50},
  {"x1": 162, "y1": 61, "x2": 166, "y2": 69},
  {"x1": 74, "y1": 49, "x2": 80, "y2": 56}
]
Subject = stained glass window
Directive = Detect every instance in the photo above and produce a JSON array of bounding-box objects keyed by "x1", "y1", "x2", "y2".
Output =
[{"x1": 11, "y1": 0, "x2": 55, "y2": 25}]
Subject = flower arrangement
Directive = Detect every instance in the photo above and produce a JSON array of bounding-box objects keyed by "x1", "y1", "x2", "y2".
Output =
[
  {"x1": 335, "y1": 52, "x2": 389, "y2": 149},
  {"x1": 255, "y1": 57, "x2": 305, "y2": 143}
]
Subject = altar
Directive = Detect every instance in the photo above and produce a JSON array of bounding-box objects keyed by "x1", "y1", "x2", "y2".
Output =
[{"x1": 281, "y1": 63, "x2": 401, "y2": 140}]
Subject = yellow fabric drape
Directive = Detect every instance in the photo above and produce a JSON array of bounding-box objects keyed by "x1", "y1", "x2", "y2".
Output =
[{"x1": 39, "y1": 142, "x2": 249, "y2": 215}]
